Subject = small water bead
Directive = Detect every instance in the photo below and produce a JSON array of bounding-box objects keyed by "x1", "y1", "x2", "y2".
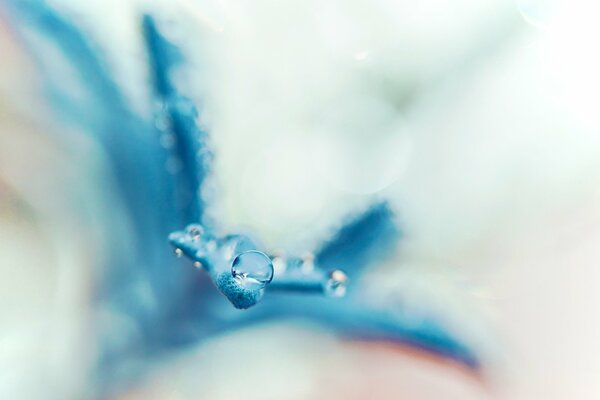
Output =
[
  {"x1": 185, "y1": 224, "x2": 204, "y2": 241},
  {"x1": 325, "y1": 270, "x2": 348, "y2": 298},
  {"x1": 231, "y1": 250, "x2": 274, "y2": 290},
  {"x1": 193, "y1": 261, "x2": 203, "y2": 269},
  {"x1": 174, "y1": 248, "x2": 183, "y2": 258}
]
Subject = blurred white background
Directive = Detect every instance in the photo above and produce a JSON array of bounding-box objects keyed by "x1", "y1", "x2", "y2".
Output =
[{"x1": 2, "y1": 0, "x2": 600, "y2": 398}]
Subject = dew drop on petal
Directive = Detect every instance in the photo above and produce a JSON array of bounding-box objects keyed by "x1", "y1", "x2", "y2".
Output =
[
  {"x1": 174, "y1": 248, "x2": 183, "y2": 258},
  {"x1": 325, "y1": 269, "x2": 348, "y2": 298},
  {"x1": 193, "y1": 261, "x2": 203, "y2": 269},
  {"x1": 231, "y1": 250, "x2": 274, "y2": 290},
  {"x1": 186, "y1": 224, "x2": 204, "y2": 241}
]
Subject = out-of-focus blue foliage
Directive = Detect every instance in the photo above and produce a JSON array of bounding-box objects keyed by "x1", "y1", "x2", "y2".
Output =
[
  {"x1": 3, "y1": 0, "x2": 481, "y2": 393},
  {"x1": 316, "y1": 202, "x2": 398, "y2": 275}
]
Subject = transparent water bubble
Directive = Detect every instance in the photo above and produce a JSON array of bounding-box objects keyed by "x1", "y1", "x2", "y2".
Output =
[
  {"x1": 174, "y1": 248, "x2": 183, "y2": 258},
  {"x1": 231, "y1": 250, "x2": 274, "y2": 290},
  {"x1": 185, "y1": 224, "x2": 204, "y2": 241},
  {"x1": 325, "y1": 270, "x2": 348, "y2": 298}
]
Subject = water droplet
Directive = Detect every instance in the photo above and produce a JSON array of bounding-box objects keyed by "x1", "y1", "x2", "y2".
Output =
[
  {"x1": 186, "y1": 224, "x2": 204, "y2": 241},
  {"x1": 174, "y1": 248, "x2": 183, "y2": 258},
  {"x1": 231, "y1": 250, "x2": 274, "y2": 290},
  {"x1": 193, "y1": 261, "x2": 203, "y2": 269},
  {"x1": 325, "y1": 270, "x2": 348, "y2": 298}
]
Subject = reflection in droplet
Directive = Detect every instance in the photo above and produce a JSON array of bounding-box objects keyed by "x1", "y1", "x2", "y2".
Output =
[
  {"x1": 325, "y1": 269, "x2": 348, "y2": 298},
  {"x1": 193, "y1": 261, "x2": 203, "y2": 269},
  {"x1": 231, "y1": 250, "x2": 274, "y2": 290},
  {"x1": 174, "y1": 248, "x2": 183, "y2": 258}
]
